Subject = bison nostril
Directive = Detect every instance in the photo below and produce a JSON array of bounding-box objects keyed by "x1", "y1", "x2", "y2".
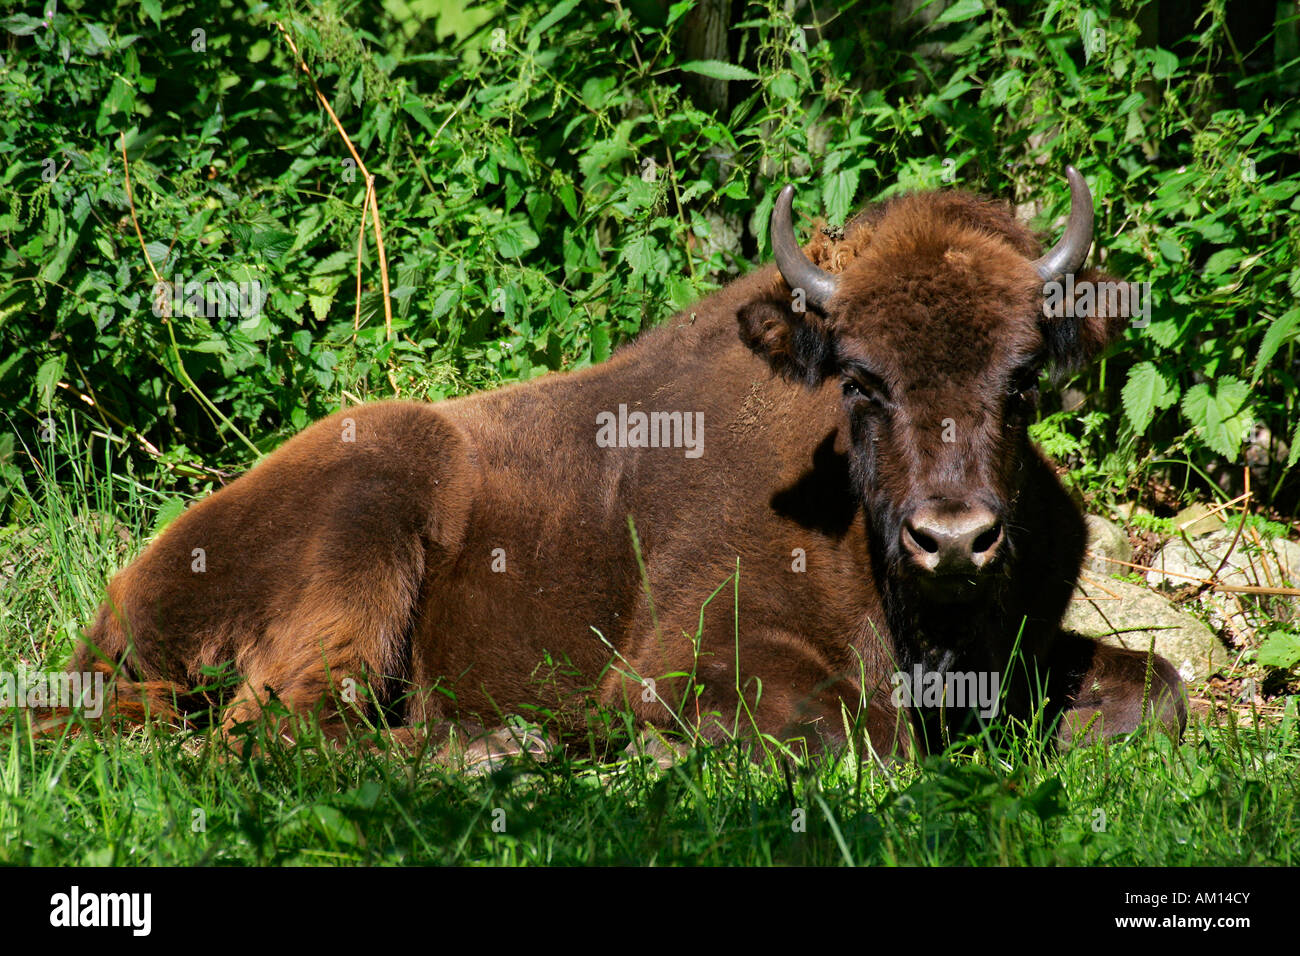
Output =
[
  {"x1": 907, "y1": 525, "x2": 940, "y2": 554},
  {"x1": 972, "y1": 523, "x2": 1002, "y2": 555}
]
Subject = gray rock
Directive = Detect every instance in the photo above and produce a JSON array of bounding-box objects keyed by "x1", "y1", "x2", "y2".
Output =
[
  {"x1": 1146, "y1": 530, "x2": 1300, "y2": 591},
  {"x1": 1083, "y1": 514, "x2": 1133, "y2": 575},
  {"x1": 1144, "y1": 530, "x2": 1300, "y2": 635},
  {"x1": 1061, "y1": 387, "x2": 1087, "y2": 413},
  {"x1": 1064, "y1": 575, "x2": 1225, "y2": 683}
]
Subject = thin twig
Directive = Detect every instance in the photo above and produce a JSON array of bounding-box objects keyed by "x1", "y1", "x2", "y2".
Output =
[
  {"x1": 119, "y1": 133, "x2": 261, "y2": 458},
  {"x1": 1074, "y1": 571, "x2": 1122, "y2": 600},
  {"x1": 274, "y1": 21, "x2": 394, "y2": 346},
  {"x1": 1176, "y1": 491, "x2": 1250, "y2": 531},
  {"x1": 1215, "y1": 583, "x2": 1300, "y2": 597},
  {"x1": 56, "y1": 381, "x2": 161, "y2": 457},
  {"x1": 121, "y1": 138, "x2": 162, "y2": 285},
  {"x1": 1247, "y1": 525, "x2": 1277, "y2": 590},
  {"x1": 1094, "y1": 554, "x2": 1300, "y2": 597},
  {"x1": 1202, "y1": 489, "x2": 1250, "y2": 587},
  {"x1": 353, "y1": 191, "x2": 367, "y2": 338}
]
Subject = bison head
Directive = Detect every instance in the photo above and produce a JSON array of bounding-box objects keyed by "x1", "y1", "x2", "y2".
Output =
[{"x1": 739, "y1": 168, "x2": 1121, "y2": 606}]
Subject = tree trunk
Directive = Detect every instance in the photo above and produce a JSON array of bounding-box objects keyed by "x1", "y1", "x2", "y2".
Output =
[{"x1": 682, "y1": 0, "x2": 731, "y2": 113}]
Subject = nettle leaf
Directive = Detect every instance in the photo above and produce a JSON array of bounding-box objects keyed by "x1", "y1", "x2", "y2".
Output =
[
  {"x1": 495, "y1": 222, "x2": 539, "y2": 259},
  {"x1": 308, "y1": 291, "x2": 335, "y2": 321},
  {"x1": 252, "y1": 229, "x2": 294, "y2": 260},
  {"x1": 402, "y1": 95, "x2": 437, "y2": 136},
  {"x1": 1150, "y1": 48, "x2": 1179, "y2": 80},
  {"x1": 35, "y1": 354, "x2": 66, "y2": 409},
  {"x1": 1156, "y1": 236, "x2": 1184, "y2": 262},
  {"x1": 1181, "y1": 376, "x2": 1253, "y2": 459},
  {"x1": 1202, "y1": 247, "x2": 1242, "y2": 276},
  {"x1": 1121, "y1": 361, "x2": 1177, "y2": 435},
  {"x1": 105, "y1": 76, "x2": 135, "y2": 114},
  {"x1": 945, "y1": 20, "x2": 990, "y2": 55},
  {"x1": 1253, "y1": 307, "x2": 1300, "y2": 383},
  {"x1": 935, "y1": 0, "x2": 985, "y2": 24},
  {"x1": 1145, "y1": 318, "x2": 1181, "y2": 349},
  {"x1": 1257, "y1": 630, "x2": 1300, "y2": 670},
  {"x1": 1, "y1": 14, "x2": 45, "y2": 35},
  {"x1": 621, "y1": 235, "x2": 668, "y2": 277},
  {"x1": 666, "y1": 1, "x2": 694, "y2": 27},
  {"x1": 555, "y1": 178, "x2": 578, "y2": 220},
  {"x1": 144, "y1": 241, "x2": 171, "y2": 270},
  {"x1": 619, "y1": 238, "x2": 653, "y2": 275},
  {"x1": 822, "y1": 168, "x2": 859, "y2": 227},
  {"x1": 678, "y1": 60, "x2": 759, "y2": 83},
  {"x1": 580, "y1": 75, "x2": 618, "y2": 109},
  {"x1": 770, "y1": 72, "x2": 798, "y2": 100},
  {"x1": 1078, "y1": 8, "x2": 1099, "y2": 60},
  {"x1": 151, "y1": 497, "x2": 187, "y2": 536},
  {"x1": 938, "y1": 79, "x2": 974, "y2": 101},
  {"x1": 312, "y1": 250, "x2": 354, "y2": 275},
  {"x1": 985, "y1": 69, "x2": 1024, "y2": 106},
  {"x1": 525, "y1": 191, "x2": 553, "y2": 232},
  {"x1": 527, "y1": 0, "x2": 580, "y2": 42},
  {"x1": 431, "y1": 288, "x2": 459, "y2": 321}
]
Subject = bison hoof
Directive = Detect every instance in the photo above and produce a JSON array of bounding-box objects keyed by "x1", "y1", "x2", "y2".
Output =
[
  {"x1": 451, "y1": 723, "x2": 557, "y2": 775},
  {"x1": 625, "y1": 727, "x2": 692, "y2": 769}
]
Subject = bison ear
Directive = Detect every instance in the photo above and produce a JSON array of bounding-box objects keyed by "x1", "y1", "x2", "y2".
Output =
[
  {"x1": 1039, "y1": 267, "x2": 1131, "y2": 373},
  {"x1": 737, "y1": 295, "x2": 838, "y2": 386}
]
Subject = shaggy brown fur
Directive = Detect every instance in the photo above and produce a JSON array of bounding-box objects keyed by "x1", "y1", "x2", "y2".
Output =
[{"x1": 67, "y1": 182, "x2": 1185, "y2": 759}]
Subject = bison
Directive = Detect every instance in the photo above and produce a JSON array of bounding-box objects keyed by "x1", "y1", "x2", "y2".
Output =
[{"x1": 67, "y1": 166, "x2": 1186, "y2": 762}]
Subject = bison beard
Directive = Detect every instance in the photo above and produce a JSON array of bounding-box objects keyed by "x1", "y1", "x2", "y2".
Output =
[{"x1": 63, "y1": 167, "x2": 1185, "y2": 761}]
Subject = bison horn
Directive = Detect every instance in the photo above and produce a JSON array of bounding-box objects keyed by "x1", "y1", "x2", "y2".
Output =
[
  {"x1": 771, "y1": 184, "x2": 839, "y2": 312},
  {"x1": 1031, "y1": 165, "x2": 1094, "y2": 282}
]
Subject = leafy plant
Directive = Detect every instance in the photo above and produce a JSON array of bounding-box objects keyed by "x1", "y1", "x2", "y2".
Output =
[
  {"x1": 1, "y1": 0, "x2": 1298, "y2": 518},
  {"x1": 1258, "y1": 628, "x2": 1300, "y2": 671}
]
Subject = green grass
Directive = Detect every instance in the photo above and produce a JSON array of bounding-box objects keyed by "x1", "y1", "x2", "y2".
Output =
[
  {"x1": 1, "y1": 704, "x2": 1296, "y2": 866},
  {"x1": 1, "y1": 412, "x2": 1297, "y2": 867}
]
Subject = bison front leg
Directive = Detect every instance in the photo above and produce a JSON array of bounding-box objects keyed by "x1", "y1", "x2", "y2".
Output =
[{"x1": 1049, "y1": 633, "x2": 1187, "y2": 747}]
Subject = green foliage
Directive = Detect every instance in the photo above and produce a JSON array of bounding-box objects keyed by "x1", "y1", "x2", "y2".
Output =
[
  {"x1": 1181, "y1": 376, "x2": 1253, "y2": 460},
  {"x1": 1029, "y1": 407, "x2": 1117, "y2": 493},
  {"x1": 1122, "y1": 360, "x2": 1178, "y2": 436},
  {"x1": 1223, "y1": 511, "x2": 1291, "y2": 540},
  {"x1": 1128, "y1": 511, "x2": 1177, "y2": 536},
  {"x1": 1258, "y1": 627, "x2": 1300, "y2": 671},
  {"x1": 2, "y1": 692, "x2": 1296, "y2": 865},
  {"x1": 1, "y1": 0, "x2": 1299, "y2": 515}
]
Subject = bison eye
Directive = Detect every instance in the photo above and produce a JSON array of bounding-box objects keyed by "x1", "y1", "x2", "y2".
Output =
[
  {"x1": 1008, "y1": 368, "x2": 1042, "y2": 402},
  {"x1": 842, "y1": 377, "x2": 882, "y2": 405}
]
